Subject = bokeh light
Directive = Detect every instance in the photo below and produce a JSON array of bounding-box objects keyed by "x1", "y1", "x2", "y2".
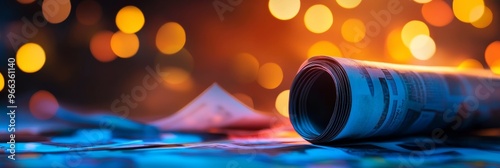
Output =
[
  {"x1": 76, "y1": 0, "x2": 102, "y2": 26},
  {"x1": 341, "y1": 18, "x2": 366, "y2": 43},
  {"x1": 471, "y1": 6, "x2": 492, "y2": 28},
  {"x1": 162, "y1": 67, "x2": 189, "y2": 85},
  {"x1": 156, "y1": 22, "x2": 186, "y2": 55},
  {"x1": 5, "y1": 0, "x2": 500, "y2": 127},
  {"x1": 308, "y1": 41, "x2": 342, "y2": 58},
  {"x1": 115, "y1": 6, "x2": 145, "y2": 34},
  {"x1": 458, "y1": 59, "x2": 484, "y2": 70},
  {"x1": 414, "y1": 0, "x2": 431, "y2": 4},
  {"x1": 401, "y1": 20, "x2": 429, "y2": 47},
  {"x1": 304, "y1": 4, "x2": 333, "y2": 34},
  {"x1": 268, "y1": 0, "x2": 301, "y2": 20},
  {"x1": 275, "y1": 90, "x2": 290, "y2": 117},
  {"x1": 110, "y1": 31, "x2": 139, "y2": 58},
  {"x1": 16, "y1": 43, "x2": 46, "y2": 73},
  {"x1": 491, "y1": 60, "x2": 500, "y2": 74},
  {"x1": 160, "y1": 67, "x2": 193, "y2": 91},
  {"x1": 17, "y1": 0, "x2": 35, "y2": 4},
  {"x1": 422, "y1": 0, "x2": 453, "y2": 27},
  {"x1": 257, "y1": 63, "x2": 283, "y2": 89},
  {"x1": 42, "y1": 0, "x2": 72, "y2": 24},
  {"x1": 0, "y1": 73, "x2": 4, "y2": 92},
  {"x1": 453, "y1": 0, "x2": 485, "y2": 23},
  {"x1": 233, "y1": 93, "x2": 254, "y2": 108},
  {"x1": 29, "y1": 90, "x2": 59, "y2": 120},
  {"x1": 336, "y1": 0, "x2": 362, "y2": 9},
  {"x1": 386, "y1": 28, "x2": 412, "y2": 63},
  {"x1": 90, "y1": 31, "x2": 116, "y2": 62},
  {"x1": 409, "y1": 35, "x2": 436, "y2": 60},
  {"x1": 232, "y1": 53, "x2": 260, "y2": 83},
  {"x1": 485, "y1": 41, "x2": 500, "y2": 73}
]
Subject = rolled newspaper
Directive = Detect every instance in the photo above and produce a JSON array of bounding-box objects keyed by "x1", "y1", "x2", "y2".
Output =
[{"x1": 289, "y1": 56, "x2": 500, "y2": 143}]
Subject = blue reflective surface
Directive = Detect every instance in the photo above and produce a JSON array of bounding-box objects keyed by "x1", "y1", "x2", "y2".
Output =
[{"x1": 2, "y1": 131, "x2": 500, "y2": 168}]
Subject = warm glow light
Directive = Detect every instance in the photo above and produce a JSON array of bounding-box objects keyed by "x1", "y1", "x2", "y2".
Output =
[
  {"x1": 453, "y1": 0, "x2": 484, "y2": 23},
  {"x1": 233, "y1": 93, "x2": 254, "y2": 108},
  {"x1": 257, "y1": 63, "x2": 283, "y2": 89},
  {"x1": 111, "y1": 31, "x2": 139, "y2": 58},
  {"x1": 160, "y1": 67, "x2": 193, "y2": 91},
  {"x1": 307, "y1": 41, "x2": 342, "y2": 58},
  {"x1": 0, "y1": 73, "x2": 4, "y2": 92},
  {"x1": 232, "y1": 53, "x2": 260, "y2": 83},
  {"x1": 458, "y1": 59, "x2": 484, "y2": 70},
  {"x1": 42, "y1": 0, "x2": 72, "y2": 24},
  {"x1": 422, "y1": 0, "x2": 453, "y2": 27},
  {"x1": 491, "y1": 60, "x2": 500, "y2": 74},
  {"x1": 336, "y1": 0, "x2": 362, "y2": 9},
  {"x1": 116, "y1": 6, "x2": 145, "y2": 34},
  {"x1": 29, "y1": 90, "x2": 59, "y2": 120},
  {"x1": 341, "y1": 18, "x2": 366, "y2": 43},
  {"x1": 409, "y1": 35, "x2": 436, "y2": 60},
  {"x1": 268, "y1": 0, "x2": 301, "y2": 20},
  {"x1": 471, "y1": 6, "x2": 492, "y2": 28},
  {"x1": 156, "y1": 22, "x2": 186, "y2": 55},
  {"x1": 76, "y1": 0, "x2": 102, "y2": 26},
  {"x1": 414, "y1": 0, "x2": 431, "y2": 4},
  {"x1": 17, "y1": 0, "x2": 35, "y2": 4},
  {"x1": 275, "y1": 90, "x2": 290, "y2": 117},
  {"x1": 304, "y1": 4, "x2": 333, "y2": 34},
  {"x1": 401, "y1": 20, "x2": 429, "y2": 47},
  {"x1": 485, "y1": 41, "x2": 500, "y2": 72},
  {"x1": 162, "y1": 67, "x2": 189, "y2": 85},
  {"x1": 469, "y1": 5, "x2": 486, "y2": 24},
  {"x1": 90, "y1": 31, "x2": 116, "y2": 62},
  {"x1": 16, "y1": 43, "x2": 46, "y2": 73},
  {"x1": 386, "y1": 28, "x2": 412, "y2": 63}
]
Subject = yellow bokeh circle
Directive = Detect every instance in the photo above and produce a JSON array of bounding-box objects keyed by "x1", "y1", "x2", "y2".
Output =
[
  {"x1": 111, "y1": 31, "x2": 140, "y2": 58},
  {"x1": 409, "y1": 35, "x2": 436, "y2": 61},
  {"x1": 268, "y1": 0, "x2": 301, "y2": 20},
  {"x1": 307, "y1": 41, "x2": 342, "y2": 58},
  {"x1": 257, "y1": 63, "x2": 283, "y2": 89},
  {"x1": 386, "y1": 28, "x2": 413, "y2": 63},
  {"x1": 336, "y1": 0, "x2": 362, "y2": 9},
  {"x1": 452, "y1": 0, "x2": 485, "y2": 23},
  {"x1": 304, "y1": 4, "x2": 333, "y2": 34},
  {"x1": 458, "y1": 59, "x2": 484, "y2": 70},
  {"x1": 471, "y1": 6, "x2": 492, "y2": 28},
  {"x1": 16, "y1": 43, "x2": 46, "y2": 73},
  {"x1": 275, "y1": 90, "x2": 290, "y2": 117},
  {"x1": 156, "y1": 22, "x2": 186, "y2": 55},
  {"x1": 401, "y1": 20, "x2": 429, "y2": 47},
  {"x1": 413, "y1": 0, "x2": 431, "y2": 4},
  {"x1": 160, "y1": 67, "x2": 193, "y2": 91},
  {"x1": 116, "y1": 6, "x2": 145, "y2": 34},
  {"x1": 341, "y1": 18, "x2": 366, "y2": 43},
  {"x1": 0, "y1": 73, "x2": 4, "y2": 92}
]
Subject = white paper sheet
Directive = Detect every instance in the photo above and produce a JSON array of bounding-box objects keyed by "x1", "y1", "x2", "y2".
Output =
[{"x1": 150, "y1": 83, "x2": 272, "y2": 131}]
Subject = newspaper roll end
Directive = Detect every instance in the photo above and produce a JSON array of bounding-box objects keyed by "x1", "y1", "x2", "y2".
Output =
[
  {"x1": 289, "y1": 56, "x2": 351, "y2": 143},
  {"x1": 290, "y1": 56, "x2": 500, "y2": 144}
]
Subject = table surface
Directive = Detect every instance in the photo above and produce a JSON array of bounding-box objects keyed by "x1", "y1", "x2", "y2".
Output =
[{"x1": 2, "y1": 129, "x2": 500, "y2": 168}]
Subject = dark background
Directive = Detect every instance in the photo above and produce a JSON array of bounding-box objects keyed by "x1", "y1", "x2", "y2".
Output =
[{"x1": 1, "y1": 0, "x2": 499, "y2": 121}]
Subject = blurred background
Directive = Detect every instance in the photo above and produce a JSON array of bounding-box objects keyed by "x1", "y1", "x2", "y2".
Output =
[{"x1": 0, "y1": 0, "x2": 499, "y2": 123}]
